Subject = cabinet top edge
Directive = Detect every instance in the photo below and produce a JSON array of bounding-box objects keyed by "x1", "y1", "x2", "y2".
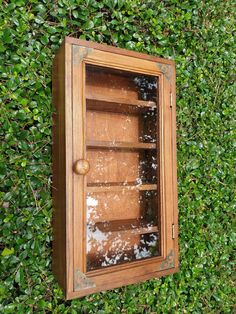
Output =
[{"x1": 61, "y1": 36, "x2": 175, "y2": 66}]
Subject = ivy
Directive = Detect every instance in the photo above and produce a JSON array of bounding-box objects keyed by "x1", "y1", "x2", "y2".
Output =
[{"x1": 0, "y1": 0, "x2": 235, "y2": 313}]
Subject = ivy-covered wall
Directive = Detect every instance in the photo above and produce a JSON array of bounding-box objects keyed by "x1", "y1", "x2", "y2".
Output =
[{"x1": 0, "y1": 0, "x2": 235, "y2": 313}]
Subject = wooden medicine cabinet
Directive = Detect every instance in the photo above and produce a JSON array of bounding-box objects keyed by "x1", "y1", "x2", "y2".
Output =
[{"x1": 52, "y1": 37, "x2": 178, "y2": 300}]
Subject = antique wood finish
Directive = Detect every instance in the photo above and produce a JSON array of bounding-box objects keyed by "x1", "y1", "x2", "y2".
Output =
[
  {"x1": 52, "y1": 37, "x2": 178, "y2": 300},
  {"x1": 52, "y1": 41, "x2": 74, "y2": 294}
]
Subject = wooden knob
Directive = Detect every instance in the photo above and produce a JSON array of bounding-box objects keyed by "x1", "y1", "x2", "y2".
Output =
[{"x1": 73, "y1": 159, "x2": 90, "y2": 175}]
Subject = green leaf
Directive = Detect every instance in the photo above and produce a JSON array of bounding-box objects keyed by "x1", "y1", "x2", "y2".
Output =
[
  {"x1": 83, "y1": 20, "x2": 94, "y2": 29},
  {"x1": 72, "y1": 11, "x2": 78, "y2": 18},
  {"x1": 3, "y1": 28, "x2": 13, "y2": 44},
  {"x1": 40, "y1": 35, "x2": 49, "y2": 45},
  {"x1": 112, "y1": 33, "x2": 119, "y2": 43},
  {"x1": 15, "y1": 268, "x2": 24, "y2": 286},
  {"x1": 1, "y1": 247, "x2": 14, "y2": 256}
]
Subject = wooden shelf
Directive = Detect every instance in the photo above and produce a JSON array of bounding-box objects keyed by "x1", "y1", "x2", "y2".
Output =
[
  {"x1": 87, "y1": 95, "x2": 156, "y2": 108},
  {"x1": 87, "y1": 182, "x2": 157, "y2": 193},
  {"x1": 88, "y1": 219, "x2": 158, "y2": 235},
  {"x1": 87, "y1": 140, "x2": 156, "y2": 150},
  {"x1": 87, "y1": 95, "x2": 156, "y2": 113}
]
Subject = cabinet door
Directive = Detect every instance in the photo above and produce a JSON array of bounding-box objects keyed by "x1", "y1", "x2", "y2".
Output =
[{"x1": 70, "y1": 43, "x2": 177, "y2": 298}]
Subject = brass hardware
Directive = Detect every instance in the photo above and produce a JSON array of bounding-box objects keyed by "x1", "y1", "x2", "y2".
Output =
[
  {"x1": 74, "y1": 269, "x2": 96, "y2": 291},
  {"x1": 170, "y1": 92, "x2": 173, "y2": 108},
  {"x1": 73, "y1": 46, "x2": 93, "y2": 65},
  {"x1": 156, "y1": 62, "x2": 173, "y2": 81},
  {"x1": 74, "y1": 159, "x2": 90, "y2": 175},
  {"x1": 160, "y1": 249, "x2": 174, "y2": 270},
  {"x1": 172, "y1": 224, "x2": 175, "y2": 239}
]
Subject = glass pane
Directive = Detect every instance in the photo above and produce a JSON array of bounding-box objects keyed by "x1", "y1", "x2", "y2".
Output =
[{"x1": 85, "y1": 64, "x2": 160, "y2": 271}]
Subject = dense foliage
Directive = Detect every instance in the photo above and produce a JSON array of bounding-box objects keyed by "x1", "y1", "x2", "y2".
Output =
[{"x1": 0, "y1": 0, "x2": 235, "y2": 313}]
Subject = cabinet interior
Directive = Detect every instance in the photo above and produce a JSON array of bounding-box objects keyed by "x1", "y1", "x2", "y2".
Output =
[{"x1": 85, "y1": 64, "x2": 161, "y2": 271}]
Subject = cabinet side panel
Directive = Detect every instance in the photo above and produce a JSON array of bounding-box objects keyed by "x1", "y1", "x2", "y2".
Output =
[
  {"x1": 52, "y1": 44, "x2": 67, "y2": 292},
  {"x1": 171, "y1": 65, "x2": 179, "y2": 268}
]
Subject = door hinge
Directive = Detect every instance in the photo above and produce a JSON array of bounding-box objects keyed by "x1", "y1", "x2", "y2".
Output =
[
  {"x1": 170, "y1": 92, "x2": 173, "y2": 108},
  {"x1": 172, "y1": 224, "x2": 175, "y2": 239}
]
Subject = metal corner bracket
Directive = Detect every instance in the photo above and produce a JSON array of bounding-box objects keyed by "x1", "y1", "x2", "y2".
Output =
[
  {"x1": 159, "y1": 249, "x2": 175, "y2": 270},
  {"x1": 73, "y1": 46, "x2": 93, "y2": 65},
  {"x1": 156, "y1": 62, "x2": 173, "y2": 81},
  {"x1": 74, "y1": 268, "x2": 96, "y2": 291}
]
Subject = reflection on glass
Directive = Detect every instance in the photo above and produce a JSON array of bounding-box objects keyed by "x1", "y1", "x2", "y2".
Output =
[
  {"x1": 87, "y1": 228, "x2": 159, "y2": 270},
  {"x1": 85, "y1": 65, "x2": 160, "y2": 271},
  {"x1": 134, "y1": 75, "x2": 157, "y2": 101}
]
